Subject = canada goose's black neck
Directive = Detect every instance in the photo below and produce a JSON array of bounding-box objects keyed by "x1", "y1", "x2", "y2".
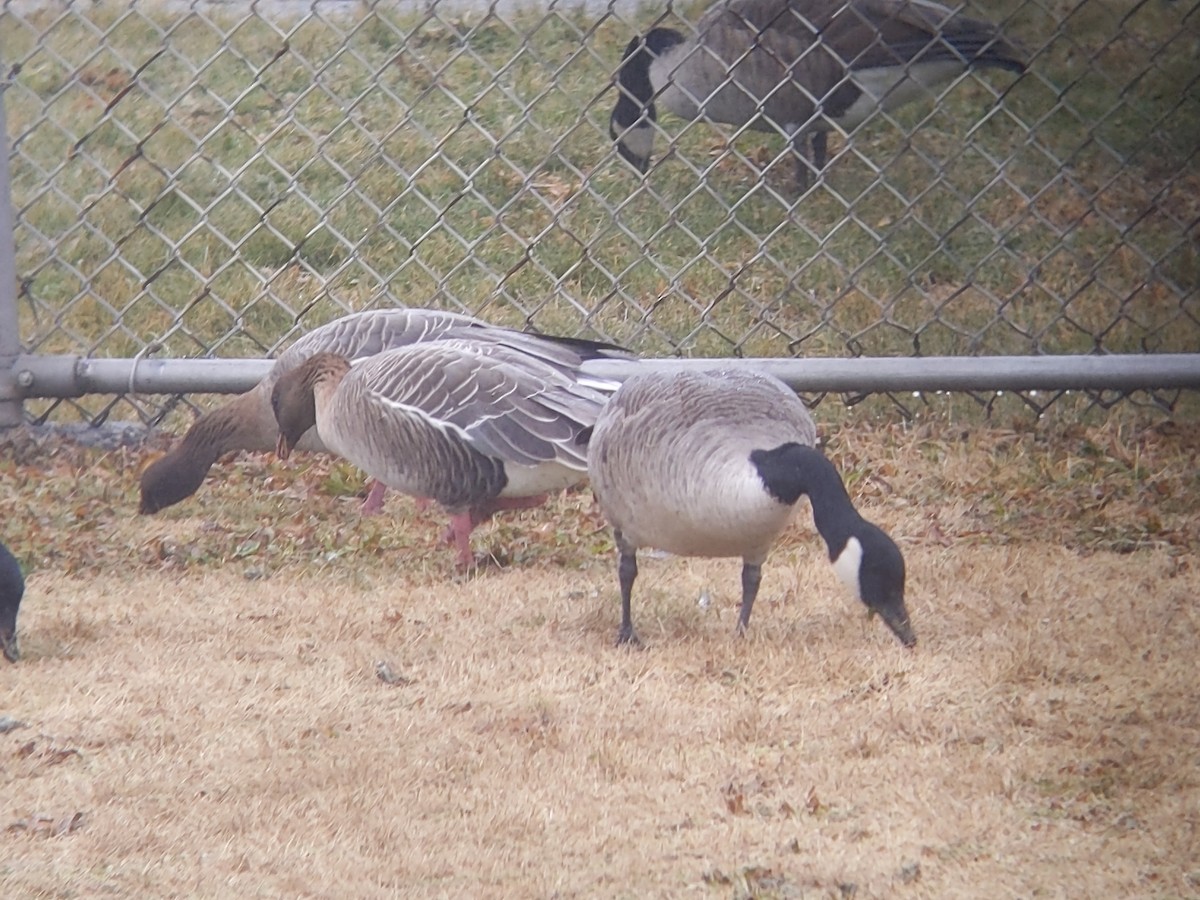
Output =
[
  {"x1": 612, "y1": 29, "x2": 685, "y2": 131},
  {"x1": 750, "y1": 441, "x2": 915, "y2": 648},
  {"x1": 749, "y1": 442, "x2": 860, "y2": 558},
  {"x1": 0, "y1": 542, "x2": 24, "y2": 663}
]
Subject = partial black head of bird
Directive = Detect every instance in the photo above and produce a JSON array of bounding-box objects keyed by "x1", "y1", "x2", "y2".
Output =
[
  {"x1": 610, "y1": 29, "x2": 684, "y2": 173},
  {"x1": 751, "y1": 441, "x2": 915, "y2": 647},
  {"x1": 0, "y1": 541, "x2": 25, "y2": 663},
  {"x1": 847, "y1": 521, "x2": 914, "y2": 648}
]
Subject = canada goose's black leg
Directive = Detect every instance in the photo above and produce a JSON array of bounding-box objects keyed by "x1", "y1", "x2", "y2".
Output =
[
  {"x1": 791, "y1": 131, "x2": 826, "y2": 192},
  {"x1": 811, "y1": 131, "x2": 828, "y2": 172},
  {"x1": 615, "y1": 531, "x2": 641, "y2": 646},
  {"x1": 736, "y1": 560, "x2": 763, "y2": 635},
  {"x1": 790, "y1": 133, "x2": 813, "y2": 191}
]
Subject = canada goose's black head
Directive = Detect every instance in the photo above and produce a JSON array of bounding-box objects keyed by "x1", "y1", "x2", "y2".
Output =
[
  {"x1": 751, "y1": 441, "x2": 915, "y2": 647},
  {"x1": 834, "y1": 522, "x2": 914, "y2": 648},
  {"x1": 0, "y1": 543, "x2": 25, "y2": 663},
  {"x1": 611, "y1": 29, "x2": 684, "y2": 173}
]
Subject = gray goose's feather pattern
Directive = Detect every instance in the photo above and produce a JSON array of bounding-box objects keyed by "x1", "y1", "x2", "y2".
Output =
[
  {"x1": 288, "y1": 338, "x2": 613, "y2": 514},
  {"x1": 271, "y1": 308, "x2": 512, "y2": 390},
  {"x1": 355, "y1": 340, "x2": 600, "y2": 472}
]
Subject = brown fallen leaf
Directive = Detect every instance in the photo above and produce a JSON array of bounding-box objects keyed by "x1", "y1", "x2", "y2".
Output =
[
  {"x1": 8, "y1": 811, "x2": 86, "y2": 837},
  {"x1": 16, "y1": 740, "x2": 82, "y2": 766}
]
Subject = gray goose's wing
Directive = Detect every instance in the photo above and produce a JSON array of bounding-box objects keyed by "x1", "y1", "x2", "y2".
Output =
[
  {"x1": 271, "y1": 309, "x2": 631, "y2": 387},
  {"x1": 433, "y1": 327, "x2": 631, "y2": 395},
  {"x1": 270, "y1": 308, "x2": 487, "y2": 382},
  {"x1": 351, "y1": 340, "x2": 608, "y2": 471}
]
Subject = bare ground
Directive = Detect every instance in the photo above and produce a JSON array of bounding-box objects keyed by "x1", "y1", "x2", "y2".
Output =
[{"x1": 2, "y1": 404, "x2": 1198, "y2": 898}]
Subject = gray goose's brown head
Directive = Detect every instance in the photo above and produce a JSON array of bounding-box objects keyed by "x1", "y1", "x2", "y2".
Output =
[{"x1": 271, "y1": 352, "x2": 351, "y2": 459}]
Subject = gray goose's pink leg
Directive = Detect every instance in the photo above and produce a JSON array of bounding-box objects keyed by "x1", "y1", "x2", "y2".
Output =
[
  {"x1": 441, "y1": 494, "x2": 550, "y2": 568},
  {"x1": 360, "y1": 480, "x2": 388, "y2": 515}
]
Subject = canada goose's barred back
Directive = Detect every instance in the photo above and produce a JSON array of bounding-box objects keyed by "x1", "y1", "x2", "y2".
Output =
[
  {"x1": 272, "y1": 336, "x2": 623, "y2": 569},
  {"x1": 611, "y1": 0, "x2": 1026, "y2": 188},
  {"x1": 588, "y1": 369, "x2": 914, "y2": 647},
  {"x1": 0, "y1": 540, "x2": 25, "y2": 663}
]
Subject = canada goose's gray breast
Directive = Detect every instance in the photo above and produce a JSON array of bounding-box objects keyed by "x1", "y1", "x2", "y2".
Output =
[{"x1": 589, "y1": 370, "x2": 817, "y2": 558}]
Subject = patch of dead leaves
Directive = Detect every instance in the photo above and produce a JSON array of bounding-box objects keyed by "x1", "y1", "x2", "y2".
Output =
[{"x1": 7, "y1": 811, "x2": 86, "y2": 838}]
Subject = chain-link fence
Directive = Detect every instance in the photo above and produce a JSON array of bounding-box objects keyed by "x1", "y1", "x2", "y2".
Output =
[{"x1": 3, "y1": 0, "x2": 1198, "y2": 424}]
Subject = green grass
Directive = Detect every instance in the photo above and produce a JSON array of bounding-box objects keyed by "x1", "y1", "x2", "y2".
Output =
[{"x1": 4, "y1": 0, "x2": 1198, "y2": 382}]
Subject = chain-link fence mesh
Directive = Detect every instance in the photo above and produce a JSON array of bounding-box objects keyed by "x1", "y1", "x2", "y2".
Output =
[{"x1": 4, "y1": 0, "x2": 1198, "y2": 424}]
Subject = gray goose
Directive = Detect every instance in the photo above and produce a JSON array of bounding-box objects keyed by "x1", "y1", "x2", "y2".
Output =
[
  {"x1": 271, "y1": 336, "x2": 618, "y2": 569},
  {"x1": 137, "y1": 309, "x2": 626, "y2": 516},
  {"x1": 611, "y1": 0, "x2": 1026, "y2": 188},
  {"x1": 0, "y1": 540, "x2": 24, "y2": 663},
  {"x1": 587, "y1": 368, "x2": 915, "y2": 647}
]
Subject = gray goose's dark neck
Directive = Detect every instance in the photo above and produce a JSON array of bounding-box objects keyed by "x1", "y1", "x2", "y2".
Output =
[
  {"x1": 749, "y1": 442, "x2": 862, "y2": 560},
  {"x1": 612, "y1": 28, "x2": 685, "y2": 129}
]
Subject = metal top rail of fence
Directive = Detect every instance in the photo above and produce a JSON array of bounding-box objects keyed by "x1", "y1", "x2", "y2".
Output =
[{"x1": 1, "y1": 0, "x2": 1198, "y2": 428}]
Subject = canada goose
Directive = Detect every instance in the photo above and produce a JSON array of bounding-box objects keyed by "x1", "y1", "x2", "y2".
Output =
[
  {"x1": 0, "y1": 540, "x2": 25, "y2": 663},
  {"x1": 137, "y1": 308, "x2": 626, "y2": 516},
  {"x1": 587, "y1": 369, "x2": 914, "y2": 647},
  {"x1": 610, "y1": 0, "x2": 1026, "y2": 188},
  {"x1": 271, "y1": 336, "x2": 618, "y2": 568}
]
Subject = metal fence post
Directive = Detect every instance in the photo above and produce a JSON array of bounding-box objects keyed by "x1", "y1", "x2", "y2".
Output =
[{"x1": 0, "y1": 83, "x2": 22, "y2": 430}]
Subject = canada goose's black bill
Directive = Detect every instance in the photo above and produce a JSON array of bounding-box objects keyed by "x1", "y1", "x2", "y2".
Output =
[
  {"x1": 876, "y1": 606, "x2": 916, "y2": 648},
  {"x1": 1, "y1": 627, "x2": 18, "y2": 663},
  {"x1": 0, "y1": 544, "x2": 23, "y2": 663},
  {"x1": 830, "y1": 526, "x2": 915, "y2": 648}
]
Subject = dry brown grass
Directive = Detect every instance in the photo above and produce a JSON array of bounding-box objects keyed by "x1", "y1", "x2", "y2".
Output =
[{"x1": 2, "y1": 406, "x2": 1199, "y2": 898}]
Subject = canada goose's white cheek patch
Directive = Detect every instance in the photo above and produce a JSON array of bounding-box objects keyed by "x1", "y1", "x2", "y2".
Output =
[
  {"x1": 831, "y1": 535, "x2": 863, "y2": 600},
  {"x1": 618, "y1": 124, "x2": 656, "y2": 164}
]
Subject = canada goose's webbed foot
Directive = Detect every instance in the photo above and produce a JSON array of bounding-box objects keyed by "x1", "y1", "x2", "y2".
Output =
[
  {"x1": 359, "y1": 480, "x2": 388, "y2": 516},
  {"x1": 615, "y1": 624, "x2": 642, "y2": 648}
]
